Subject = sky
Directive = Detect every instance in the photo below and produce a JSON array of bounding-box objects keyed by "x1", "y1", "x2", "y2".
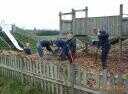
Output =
[{"x1": 0, "y1": 0, "x2": 127, "y2": 30}]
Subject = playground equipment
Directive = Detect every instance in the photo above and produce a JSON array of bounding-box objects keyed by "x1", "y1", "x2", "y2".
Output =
[
  {"x1": 59, "y1": 4, "x2": 128, "y2": 43},
  {"x1": 0, "y1": 25, "x2": 23, "y2": 51}
]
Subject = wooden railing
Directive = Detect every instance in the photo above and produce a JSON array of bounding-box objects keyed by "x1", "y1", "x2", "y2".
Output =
[{"x1": 1, "y1": 50, "x2": 123, "y2": 94}]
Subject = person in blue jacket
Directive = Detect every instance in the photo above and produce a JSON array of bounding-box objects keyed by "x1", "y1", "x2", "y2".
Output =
[
  {"x1": 66, "y1": 38, "x2": 76, "y2": 60},
  {"x1": 37, "y1": 40, "x2": 53, "y2": 57},
  {"x1": 55, "y1": 39, "x2": 76, "y2": 63},
  {"x1": 54, "y1": 39, "x2": 69, "y2": 60},
  {"x1": 98, "y1": 30, "x2": 111, "y2": 69}
]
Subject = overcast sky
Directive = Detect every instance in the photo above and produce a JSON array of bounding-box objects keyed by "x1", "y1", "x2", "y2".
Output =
[{"x1": 0, "y1": 0, "x2": 127, "y2": 30}]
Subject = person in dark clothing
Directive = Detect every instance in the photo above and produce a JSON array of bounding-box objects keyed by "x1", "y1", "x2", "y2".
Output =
[
  {"x1": 55, "y1": 39, "x2": 76, "y2": 63},
  {"x1": 66, "y1": 38, "x2": 76, "y2": 62},
  {"x1": 24, "y1": 48, "x2": 32, "y2": 55},
  {"x1": 37, "y1": 43, "x2": 43, "y2": 57},
  {"x1": 24, "y1": 43, "x2": 32, "y2": 55},
  {"x1": 98, "y1": 30, "x2": 111, "y2": 69},
  {"x1": 37, "y1": 40, "x2": 53, "y2": 57},
  {"x1": 54, "y1": 39, "x2": 69, "y2": 60}
]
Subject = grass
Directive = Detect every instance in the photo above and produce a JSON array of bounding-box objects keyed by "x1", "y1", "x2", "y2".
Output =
[{"x1": 0, "y1": 77, "x2": 46, "y2": 94}]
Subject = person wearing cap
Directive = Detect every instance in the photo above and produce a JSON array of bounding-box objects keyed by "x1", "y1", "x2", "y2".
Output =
[
  {"x1": 24, "y1": 43, "x2": 32, "y2": 55},
  {"x1": 97, "y1": 30, "x2": 111, "y2": 69}
]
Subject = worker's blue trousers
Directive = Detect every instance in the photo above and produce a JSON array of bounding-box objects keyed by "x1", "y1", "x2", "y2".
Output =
[
  {"x1": 37, "y1": 46, "x2": 44, "y2": 57},
  {"x1": 101, "y1": 47, "x2": 110, "y2": 64}
]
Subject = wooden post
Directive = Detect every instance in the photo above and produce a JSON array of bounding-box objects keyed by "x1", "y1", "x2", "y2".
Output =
[
  {"x1": 84, "y1": 6, "x2": 88, "y2": 52},
  {"x1": 72, "y1": 9, "x2": 76, "y2": 35},
  {"x1": 70, "y1": 63, "x2": 77, "y2": 94},
  {"x1": 70, "y1": 9, "x2": 77, "y2": 92},
  {"x1": 85, "y1": 6, "x2": 88, "y2": 33},
  {"x1": 118, "y1": 4, "x2": 123, "y2": 87},
  {"x1": 11, "y1": 24, "x2": 16, "y2": 32},
  {"x1": 119, "y1": 4, "x2": 123, "y2": 61},
  {"x1": 59, "y1": 12, "x2": 62, "y2": 36}
]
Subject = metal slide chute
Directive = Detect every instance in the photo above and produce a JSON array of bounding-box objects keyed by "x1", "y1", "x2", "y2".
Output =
[{"x1": 1, "y1": 25, "x2": 23, "y2": 51}]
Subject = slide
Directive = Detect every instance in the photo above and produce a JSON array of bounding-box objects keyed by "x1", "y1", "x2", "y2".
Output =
[{"x1": 1, "y1": 25, "x2": 23, "y2": 51}]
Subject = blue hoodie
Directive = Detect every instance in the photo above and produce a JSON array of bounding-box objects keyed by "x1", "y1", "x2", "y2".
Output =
[
  {"x1": 98, "y1": 31, "x2": 111, "y2": 50},
  {"x1": 55, "y1": 40, "x2": 69, "y2": 56}
]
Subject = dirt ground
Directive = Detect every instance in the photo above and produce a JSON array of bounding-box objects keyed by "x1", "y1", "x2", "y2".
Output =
[{"x1": 75, "y1": 39, "x2": 128, "y2": 75}]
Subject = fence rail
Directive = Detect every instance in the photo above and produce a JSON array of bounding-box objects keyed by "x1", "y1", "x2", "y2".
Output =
[
  {"x1": 0, "y1": 51, "x2": 102, "y2": 94},
  {"x1": 1, "y1": 51, "x2": 126, "y2": 94}
]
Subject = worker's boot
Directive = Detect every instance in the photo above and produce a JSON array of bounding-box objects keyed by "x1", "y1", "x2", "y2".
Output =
[{"x1": 102, "y1": 63, "x2": 107, "y2": 70}]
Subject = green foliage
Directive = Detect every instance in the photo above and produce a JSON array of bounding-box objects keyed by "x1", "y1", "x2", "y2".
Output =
[
  {"x1": 0, "y1": 31, "x2": 16, "y2": 49},
  {"x1": 13, "y1": 32, "x2": 37, "y2": 53},
  {"x1": 14, "y1": 27, "x2": 36, "y2": 37},
  {"x1": 0, "y1": 31, "x2": 10, "y2": 50},
  {"x1": 0, "y1": 27, "x2": 37, "y2": 52},
  {"x1": 0, "y1": 26, "x2": 59, "y2": 52},
  {"x1": 36, "y1": 30, "x2": 59, "y2": 36},
  {"x1": 0, "y1": 38, "x2": 10, "y2": 50}
]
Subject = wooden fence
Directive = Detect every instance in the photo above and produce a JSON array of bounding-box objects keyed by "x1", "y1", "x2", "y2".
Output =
[{"x1": 1, "y1": 51, "x2": 126, "y2": 94}]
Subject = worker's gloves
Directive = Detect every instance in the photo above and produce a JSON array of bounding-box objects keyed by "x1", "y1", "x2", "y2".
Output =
[{"x1": 91, "y1": 40, "x2": 99, "y2": 48}]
